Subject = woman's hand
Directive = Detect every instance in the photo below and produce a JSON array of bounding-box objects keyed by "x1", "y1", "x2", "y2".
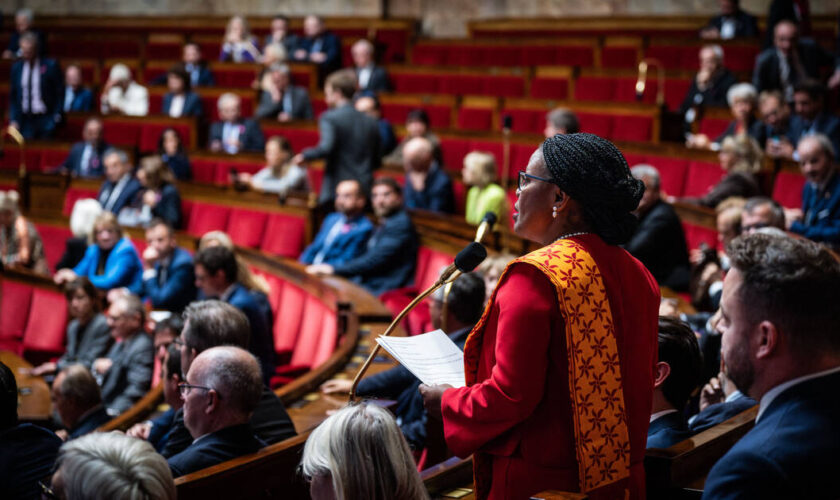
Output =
[{"x1": 419, "y1": 383, "x2": 453, "y2": 420}]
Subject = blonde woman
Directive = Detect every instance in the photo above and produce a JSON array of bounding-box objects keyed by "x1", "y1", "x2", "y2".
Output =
[
  {"x1": 0, "y1": 190, "x2": 48, "y2": 274},
  {"x1": 682, "y1": 134, "x2": 763, "y2": 208},
  {"x1": 219, "y1": 16, "x2": 261, "y2": 63},
  {"x1": 235, "y1": 136, "x2": 308, "y2": 197},
  {"x1": 198, "y1": 231, "x2": 270, "y2": 295},
  {"x1": 462, "y1": 151, "x2": 507, "y2": 225}
]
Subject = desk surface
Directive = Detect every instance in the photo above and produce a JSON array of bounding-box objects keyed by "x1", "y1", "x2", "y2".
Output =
[{"x1": 0, "y1": 351, "x2": 52, "y2": 421}]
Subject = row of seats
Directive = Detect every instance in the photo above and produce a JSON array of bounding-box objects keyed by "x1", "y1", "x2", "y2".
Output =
[{"x1": 0, "y1": 277, "x2": 68, "y2": 363}]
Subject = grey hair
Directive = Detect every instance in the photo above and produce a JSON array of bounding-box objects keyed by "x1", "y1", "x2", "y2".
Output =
[
  {"x1": 19, "y1": 31, "x2": 38, "y2": 47},
  {"x1": 352, "y1": 38, "x2": 374, "y2": 53},
  {"x1": 182, "y1": 300, "x2": 251, "y2": 353},
  {"x1": 269, "y1": 63, "x2": 290, "y2": 75},
  {"x1": 630, "y1": 164, "x2": 661, "y2": 191},
  {"x1": 56, "y1": 364, "x2": 102, "y2": 410},
  {"x1": 217, "y1": 92, "x2": 241, "y2": 110},
  {"x1": 727, "y1": 82, "x2": 758, "y2": 107},
  {"x1": 16, "y1": 8, "x2": 34, "y2": 23},
  {"x1": 800, "y1": 133, "x2": 837, "y2": 161},
  {"x1": 192, "y1": 346, "x2": 262, "y2": 416},
  {"x1": 55, "y1": 432, "x2": 176, "y2": 500},
  {"x1": 70, "y1": 199, "x2": 103, "y2": 240},
  {"x1": 702, "y1": 44, "x2": 724, "y2": 62},
  {"x1": 546, "y1": 107, "x2": 580, "y2": 134},
  {"x1": 0, "y1": 190, "x2": 20, "y2": 216},
  {"x1": 103, "y1": 147, "x2": 129, "y2": 166},
  {"x1": 743, "y1": 196, "x2": 785, "y2": 229}
]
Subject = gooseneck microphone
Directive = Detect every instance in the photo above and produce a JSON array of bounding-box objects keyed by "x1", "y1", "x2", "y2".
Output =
[{"x1": 474, "y1": 211, "x2": 498, "y2": 244}]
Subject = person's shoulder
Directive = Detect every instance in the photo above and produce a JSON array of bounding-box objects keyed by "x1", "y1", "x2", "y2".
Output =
[{"x1": 172, "y1": 246, "x2": 194, "y2": 265}]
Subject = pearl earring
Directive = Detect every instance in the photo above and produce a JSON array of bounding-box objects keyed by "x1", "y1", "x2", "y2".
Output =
[{"x1": 552, "y1": 207, "x2": 558, "y2": 218}]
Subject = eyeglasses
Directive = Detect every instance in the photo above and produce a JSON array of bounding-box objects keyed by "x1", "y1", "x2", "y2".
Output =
[
  {"x1": 518, "y1": 170, "x2": 554, "y2": 190},
  {"x1": 171, "y1": 337, "x2": 185, "y2": 348},
  {"x1": 178, "y1": 383, "x2": 214, "y2": 396}
]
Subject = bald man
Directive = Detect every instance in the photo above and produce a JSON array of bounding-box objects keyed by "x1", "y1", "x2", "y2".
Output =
[{"x1": 402, "y1": 137, "x2": 455, "y2": 214}]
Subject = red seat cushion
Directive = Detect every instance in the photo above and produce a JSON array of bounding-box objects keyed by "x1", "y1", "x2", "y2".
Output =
[
  {"x1": 260, "y1": 213, "x2": 306, "y2": 258},
  {"x1": 601, "y1": 46, "x2": 639, "y2": 69},
  {"x1": 22, "y1": 288, "x2": 68, "y2": 358},
  {"x1": 684, "y1": 161, "x2": 726, "y2": 198},
  {"x1": 189, "y1": 158, "x2": 220, "y2": 184},
  {"x1": 772, "y1": 171, "x2": 806, "y2": 209},
  {"x1": 226, "y1": 208, "x2": 269, "y2": 248},
  {"x1": 698, "y1": 118, "x2": 731, "y2": 140},
  {"x1": 0, "y1": 280, "x2": 33, "y2": 341},
  {"x1": 611, "y1": 115, "x2": 654, "y2": 142},
  {"x1": 274, "y1": 282, "x2": 305, "y2": 357},
  {"x1": 36, "y1": 224, "x2": 74, "y2": 272},
  {"x1": 646, "y1": 156, "x2": 690, "y2": 198},
  {"x1": 530, "y1": 77, "x2": 569, "y2": 100},
  {"x1": 682, "y1": 222, "x2": 719, "y2": 252},
  {"x1": 186, "y1": 202, "x2": 231, "y2": 237},
  {"x1": 577, "y1": 112, "x2": 613, "y2": 138},
  {"x1": 457, "y1": 108, "x2": 494, "y2": 131},
  {"x1": 313, "y1": 309, "x2": 338, "y2": 367},
  {"x1": 102, "y1": 120, "x2": 142, "y2": 148},
  {"x1": 214, "y1": 159, "x2": 263, "y2": 185},
  {"x1": 575, "y1": 76, "x2": 616, "y2": 102},
  {"x1": 288, "y1": 297, "x2": 326, "y2": 369}
]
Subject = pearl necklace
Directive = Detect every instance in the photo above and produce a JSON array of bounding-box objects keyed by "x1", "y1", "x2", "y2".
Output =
[{"x1": 553, "y1": 231, "x2": 590, "y2": 243}]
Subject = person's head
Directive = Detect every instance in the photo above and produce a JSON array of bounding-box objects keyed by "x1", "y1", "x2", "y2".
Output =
[
  {"x1": 726, "y1": 83, "x2": 757, "y2": 123},
  {"x1": 64, "y1": 277, "x2": 100, "y2": 321},
  {"x1": 351, "y1": 39, "x2": 375, "y2": 68},
  {"x1": 157, "y1": 128, "x2": 184, "y2": 156},
  {"x1": 405, "y1": 109, "x2": 430, "y2": 138},
  {"x1": 70, "y1": 199, "x2": 103, "y2": 241},
  {"x1": 107, "y1": 294, "x2": 145, "y2": 340},
  {"x1": 698, "y1": 45, "x2": 724, "y2": 74},
  {"x1": 137, "y1": 156, "x2": 173, "y2": 191},
  {"x1": 792, "y1": 79, "x2": 826, "y2": 121},
  {"x1": 718, "y1": 233, "x2": 840, "y2": 399},
  {"x1": 303, "y1": 15, "x2": 325, "y2": 37},
  {"x1": 199, "y1": 230, "x2": 234, "y2": 250},
  {"x1": 108, "y1": 64, "x2": 132, "y2": 86},
  {"x1": 182, "y1": 346, "x2": 262, "y2": 439},
  {"x1": 91, "y1": 212, "x2": 122, "y2": 251},
  {"x1": 719, "y1": 0, "x2": 737, "y2": 15},
  {"x1": 334, "y1": 180, "x2": 366, "y2": 217},
  {"x1": 0, "y1": 190, "x2": 20, "y2": 228},
  {"x1": 65, "y1": 65, "x2": 83, "y2": 89},
  {"x1": 18, "y1": 31, "x2": 38, "y2": 61},
  {"x1": 402, "y1": 137, "x2": 434, "y2": 174},
  {"x1": 741, "y1": 197, "x2": 785, "y2": 234},
  {"x1": 265, "y1": 135, "x2": 293, "y2": 172},
  {"x1": 52, "y1": 364, "x2": 102, "y2": 431},
  {"x1": 268, "y1": 63, "x2": 291, "y2": 91},
  {"x1": 183, "y1": 43, "x2": 201, "y2": 65},
  {"x1": 773, "y1": 20, "x2": 798, "y2": 56},
  {"x1": 630, "y1": 164, "x2": 661, "y2": 214},
  {"x1": 757, "y1": 90, "x2": 789, "y2": 130},
  {"x1": 301, "y1": 402, "x2": 427, "y2": 500},
  {"x1": 271, "y1": 15, "x2": 290, "y2": 37},
  {"x1": 654, "y1": 317, "x2": 703, "y2": 412},
  {"x1": 718, "y1": 134, "x2": 763, "y2": 174},
  {"x1": 194, "y1": 246, "x2": 238, "y2": 296},
  {"x1": 262, "y1": 39, "x2": 286, "y2": 66},
  {"x1": 145, "y1": 218, "x2": 177, "y2": 260},
  {"x1": 82, "y1": 117, "x2": 104, "y2": 145},
  {"x1": 225, "y1": 16, "x2": 250, "y2": 41},
  {"x1": 324, "y1": 69, "x2": 357, "y2": 106},
  {"x1": 430, "y1": 272, "x2": 485, "y2": 333},
  {"x1": 166, "y1": 65, "x2": 190, "y2": 94},
  {"x1": 180, "y1": 300, "x2": 250, "y2": 376},
  {"x1": 354, "y1": 94, "x2": 380, "y2": 119},
  {"x1": 716, "y1": 197, "x2": 746, "y2": 248},
  {"x1": 476, "y1": 253, "x2": 516, "y2": 303},
  {"x1": 371, "y1": 177, "x2": 403, "y2": 218},
  {"x1": 217, "y1": 93, "x2": 242, "y2": 123},
  {"x1": 0, "y1": 361, "x2": 17, "y2": 430},
  {"x1": 797, "y1": 134, "x2": 836, "y2": 186},
  {"x1": 162, "y1": 344, "x2": 183, "y2": 409},
  {"x1": 15, "y1": 8, "x2": 33, "y2": 33},
  {"x1": 516, "y1": 134, "x2": 644, "y2": 246},
  {"x1": 51, "y1": 431, "x2": 176, "y2": 500},
  {"x1": 544, "y1": 108, "x2": 580, "y2": 138},
  {"x1": 103, "y1": 148, "x2": 131, "y2": 183},
  {"x1": 462, "y1": 151, "x2": 497, "y2": 188},
  {"x1": 153, "y1": 314, "x2": 184, "y2": 362}
]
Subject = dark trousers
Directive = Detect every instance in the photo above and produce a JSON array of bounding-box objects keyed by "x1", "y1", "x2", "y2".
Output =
[{"x1": 17, "y1": 113, "x2": 57, "y2": 140}]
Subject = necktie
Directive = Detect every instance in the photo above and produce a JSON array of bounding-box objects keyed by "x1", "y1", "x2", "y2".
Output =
[{"x1": 27, "y1": 62, "x2": 34, "y2": 114}]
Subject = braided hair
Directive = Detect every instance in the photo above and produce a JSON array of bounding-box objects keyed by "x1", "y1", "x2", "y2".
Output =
[{"x1": 541, "y1": 133, "x2": 644, "y2": 245}]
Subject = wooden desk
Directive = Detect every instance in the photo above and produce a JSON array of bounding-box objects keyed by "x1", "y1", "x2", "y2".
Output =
[{"x1": 0, "y1": 351, "x2": 52, "y2": 421}]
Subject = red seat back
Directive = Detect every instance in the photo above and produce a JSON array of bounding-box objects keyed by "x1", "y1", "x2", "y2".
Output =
[
  {"x1": 226, "y1": 208, "x2": 269, "y2": 249},
  {"x1": 274, "y1": 282, "x2": 305, "y2": 355},
  {"x1": 186, "y1": 202, "x2": 231, "y2": 237},
  {"x1": 312, "y1": 309, "x2": 338, "y2": 367},
  {"x1": 36, "y1": 224, "x2": 74, "y2": 272},
  {"x1": 0, "y1": 280, "x2": 34, "y2": 342},
  {"x1": 684, "y1": 161, "x2": 726, "y2": 198},
  {"x1": 22, "y1": 288, "x2": 68, "y2": 357},
  {"x1": 289, "y1": 296, "x2": 327, "y2": 368},
  {"x1": 63, "y1": 188, "x2": 100, "y2": 217},
  {"x1": 260, "y1": 213, "x2": 306, "y2": 258},
  {"x1": 772, "y1": 171, "x2": 806, "y2": 209}
]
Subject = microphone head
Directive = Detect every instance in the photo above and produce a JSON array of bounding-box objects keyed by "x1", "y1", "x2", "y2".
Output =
[
  {"x1": 454, "y1": 242, "x2": 487, "y2": 273},
  {"x1": 481, "y1": 211, "x2": 498, "y2": 227}
]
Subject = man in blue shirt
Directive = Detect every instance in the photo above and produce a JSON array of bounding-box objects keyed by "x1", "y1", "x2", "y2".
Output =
[
  {"x1": 300, "y1": 180, "x2": 373, "y2": 266},
  {"x1": 142, "y1": 219, "x2": 196, "y2": 313}
]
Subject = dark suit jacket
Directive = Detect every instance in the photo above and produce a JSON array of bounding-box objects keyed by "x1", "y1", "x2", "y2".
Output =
[
  {"x1": 786, "y1": 112, "x2": 840, "y2": 156},
  {"x1": 299, "y1": 212, "x2": 374, "y2": 265},
  {"x1": 378, "y1": 118, "x2": 397, "y2": 157},
  {"x1": 333, "y1": 209, "x2": 418, "y2": 296},
  {"x1": 6, "y1": 29, "x2": 47, "y2": 58},
  {"x1": 302, "y1": 103, "x2": 380, "y2": 202},
  {"x1": 790, "y1": 171, "x2": 840, "y2": 245},
  {"x1": 148, "y1": 407, "x2": 177, "y2": 452},
  {"x1": 161, "y1": 91, "x2": 203, "y2": 118},
  {"x1": 150, "y1": 183, "x2": 183, "y2": 228},
  {"x1": 647, "y1": 411, "x2": 693, "y2": 449},
  {"x1": 9, "y1": 58, "x2": 64, "y2": 122},
  {"x1": 357, "y1": 65, "x2": 391, "y2": 93},
  {"x1": 688, "y1": 396, "x2": 757, "y2": 434},
  {"x1": 98, "y1": 176, "x2": 142, "y2": 215},
  {"x1": 167, "y1": 423, "x2": 266, "y2": 478},
  {"x1": 624, "y1": 200, "x2": 690, "y2": 291},
  {"x1": 61, "y1": 141, "x2": 109, "y2": 178},
  {"x1": 703, "y1": 370, "x2": 840, "y2": 499},
  {"x1": 704, "y1": 10, "x2": 759, "y2": 38},
  {"x1": 208, "y1": 119, "x2": 265, "y2": 153},
  {"x1": 404, "y1": 165, "x2": 455, "y2": 214},
  {"x1": 100, "y1": 331, "x2": 154, "y2": 415},
  {"x1": 679, "y1": 69, "x2": 736, "y2": 118},
  {"x1": 0, "y1": 423, "x2": 62, "y2": 500},
  {"x1": 55, "y1": 236, "x2": 88, "y2": 271},
  {"x1": 752, "y1": 41, "x2": 834, "y2": 93},
  {"x1": 65, "y1": 87, "x2": 93, "y2": 112},
  {"x1": 254, "y1": 85, "x2": 313, "y2": 121},
  {"x1": 293, "y1": 32, "x2": 341, "y2": 73},
  {"x1": 226, "y1": 284, "x2": 276, "y2": 384},
  {"x1": 162, "y1": 153, "x2": 191, "y2": 181},
  {"x1": 143, "y1": 247, "x2": 196, "y2": 313},
  {"x1": 67, "y1": 406, "x2": 111, "y2": 440},
  {"x1": 56, "y1": 313, "x2": 113, "y2": 371},
  {"x1": 697, "y1": 172, "x2": 761, "y2": 208}
]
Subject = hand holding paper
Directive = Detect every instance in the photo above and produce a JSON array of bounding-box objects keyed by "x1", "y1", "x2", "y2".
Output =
[{"x1": 375, "y1": 329, "x2": 466, "y2": 388}]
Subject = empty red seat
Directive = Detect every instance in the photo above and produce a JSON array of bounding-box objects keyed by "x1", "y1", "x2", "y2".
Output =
[
  {"x1": 186, "y1": 202, "x2": 231, "y2": 237},
  {"x1": 601, "y1": 46, "x2": 639, "y2": 69},
  {"x1": 529, "y1": 77, "x2": 570, "y2": 100},
  {"x1": 772, "y1": 170, "x2": 806, "y2": 209},
  {"x1": 22, "y1": 288, "x2": 68, "y2": 362},
  {"x1": 226, "y1": 208, "x2": 269, "y2": 248},
  {"x1": 102, "y1": 120, "x2": 142, "y2": 148},
  {"x1": 698, "y1": 117, "x2": 731, "y2": 140},
  {"x1": 289, "y1": 297, "x2": 329, "y2": 368},
  {"x1": 36, "y1": 224, "x2": 74, "y2": 272},
  {"x1": 575, "y1": 76, "x2": 616, "y2": 102},
  {"x1": 262, "y1": 126, "x2": 320, "y2": 153},
  {"x1": 273, "y1": 282, "x2": 305, "y2": 359},
  {"x1": 577, "y1": 112, "x2": 613, "y2": 139},
  {"x1": 684, "y1": 161, "x2": 726, "y2": 198},
  {"x1": 312, "y1": 309, "x2": 339, "y2": 367},
  {"x1": 189, "y1": 158, "x2": 220, "y2": 184},
  {"x1": 646, "y1": 156, "x2": 690, "y2": 198},
  {"x1": 260, "y1": 213, "x2": 306, "y2": 258},
  {"x1": 682, "y1": 221, "x2": 719, "y2": 252},
  {"x1": 457, "y1": 107, "x2": 494, "y2": 131},
  {"x1": 0, "y1": 280, "x2": 34, "y2": 351},
  {"x1": 611, "y1": 115, "x2": 654, "y2": 142}
]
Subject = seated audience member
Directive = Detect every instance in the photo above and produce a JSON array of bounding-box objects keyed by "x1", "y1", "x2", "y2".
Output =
[
  {"x1": 700, "y1": 0, "x2": 758, "y2": 39},
  {"x1": 31, "y1": 278, "x2": 112, "y2": 377},
  {"x1": 355, "y1": 94, "x2": 396, "y2": 157},
  {"x1": 403, "y1": 137, "x2": 455, "y2": 214},
  {"x1": 56, "y1": 199, "x2": 103, "y2": 272},
  {"x1": 679, "y1": 45, "x2": 737, "y2": 127},
  {"x1": 683, "y1": 134, "x2": 763, "y2": 208},
  {"x1": 3, "y1": 8, "x2": 46, "y2": 59},
  {"x1": 9, "y1": 32, "x2": 62, "y2": 140},
  {"x1": 786, "y1": 80, "x2": 840, "y2": 157},
  {"x1": 160, "y1": 301, "x2": 295, "y2": 458},
  {"x1": 300, "y1": 402, "x2": 427, "y2": 500},
  {"x1": 54, "y1": 212, "x2": 144, "y2": 294},
  {"x1": 167, "y1": 346, "x2": 265, "y2": 477},
  {"x1": 52, "y1": 364, "x2": 110, "y2": 440},
  {"x1": 647, "y1": 317, "x2": 704, "y2": 449},
  {"x1": 625, "y1": 165, "x2": 690, "y2": 291},
  {"x1": 741, "y1": 196, "x2": 786, "y2": 234},
  {"x1": 786, "y1": 134, "x2": 840, "y2": 246},
  {"x1": 322, "y1": 273, "x2": 484, "y2": 449},
  {"x1": 543, "y1": 107, "x2": 580, "y2": 138},
  {"x1": 690, "y1": 197, "x2": 746, "y2": 311},
  {"x1": 0, "y1": 190, "x2": 48, "y2": 274},
  {"x1": 254, "y1": 63, "x2": 313, "y2": 121},
  {"x1": 49, "y1": 432, "x2": 176, "y2": 500},
  {"x1": 209, "y1": 92, "x2": 265, "y2": 154},
  {"x1": 384, "y1": 109, "x2": 442, "y2": 165},
  {"x1": 254, "y1": 43, "x2": 287, "y2": 93},
  {"x1": 703, "y1": 233, "x2": 840, "y2": 498},
  {"x1": 63, "y1": 64, "x2": 93, "y2": 112},
  {"x1": 118, "y1": 156, "x2": 182, "y2": 228},
  {"x1": 0, "y1": 361, "x2": 62, "y2": 500},
  {"x1": 300, "y1": 180, "x2": 373, "y2": 265},
  {"x1": 476, "y1": 253, "x2": 516, "y2": 303},
  {"x1": 352, "y1": 38, "x2": 390, "y2": 93},
  {"x1": 237, "y1": 136, "x2": 307, "y2": 196},
  {"x1": 754, "y1": 90, "x2": 793, "y2": 158},
  {"x1": 462, "y1": 151, "x2": 506, "y2": 225},
  {"x1": 100, "y1": 63, "x2": 148, "y2": 116},
  {"x1": 198, "y1": 231, "x2": 271, "y2": 297},
  {"x1": 161, "y1": 66, "x2": 202, "y2": 119},
  {"x1": 689, "y1": 360, "x2": 757, "y2": 434},
  {"x1": 60, "y1": 117, "x2": 109, "y2": 178},
  {"x1": 92, "y1": 294, "x2": 154, "y2": 416},
  {"x1": 158, "y1": 128, "x2": 191, "y2": 181},
  {"x1": 293, "y1": 15, "x2": 341, "y2": 75},
  {"x1": 183, "y1": 43, "x2": 215, "y2": 87},
  {"x1": 152, "y1": 315, "x2": 184, "y2": 363},
  {"x1": 219, "y1": 15, "x2": 261, "y2": 63},
  {"x1": 141, "y1": 219, "x2": 196, "y2": 313},
  {"x1": 686, "y1": 83, "x2": 758, "y2": 150},
  {"x1": 263, "y1": 15, "x2": 298, "y2": 58},
  {"x1": 127, "y1": 344, "x2": 183, "y2": 452},
  {"x1": 97, "y1": 148, "x2": 142, "y2": 214},
  {"x1": 307, "y1": 178, "x2": 419, "y2": 296},
  {"x1": 193, "y1": 247, "x2": 275, "y2": 382}
]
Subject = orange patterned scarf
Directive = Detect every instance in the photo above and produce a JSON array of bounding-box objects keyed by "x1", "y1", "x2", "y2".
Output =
[{"x1": 462, "y1": 238, "x2": 631, "y2": 498}]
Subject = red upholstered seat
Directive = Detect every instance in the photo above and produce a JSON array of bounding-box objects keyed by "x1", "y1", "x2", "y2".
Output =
[
  {"x1": 312, "y1": 309, "x2": 338, "y2": 367},
  {"x1": 185, "y1": 202, "x2": 231, "y2": 237},
  {"x1": 457, "y1": 107, "x2": 494, "y2": 131},
  {"x1": 212, "y1": 67, "x2": 258, "y2": 88},
  {"x1": 139, "y1": 122, "x2": 193, "y2": 153},
  {"x1": 381, "y1": 104, "x2": 452, "y2": 129},
  {"x1": 646, "y1": 45, "x2": 695, "y2": 70},
  {"x1": 226, "y1": 208, "x2": 269, "y2": 248},
  {"x1": 682, "y1": 221, "x2": 719, "y2": 252},
  {"x1": 772, "y1": 171, "x2": 806, "y2": 209},
  {"x1": 288, "y1": 297, "x2": 329, "y2": 368},
  {"x1": 698, "y1": 117, "x2": 731, "y2": 140},
  {"x1": 611, "y1": 115, "x2": 654, "y2": 142},
  {"x1": 213, "y1": 159, "x2": 263, "y2": 185},
  {"x1": 189, "y1": 158, "x2": 219, "y2": 184},
  {"x1": 575, "y1": 76, "x2": 616, "y2": 102},
  {"x1": 577, "y1": 112, "x2": 613, "y2": 138},
  {"x1": 529, "y1": 77, "x2": 569, "y2": 100},
  {"x1": 499, "y1": 108, "x2": 543, "y2": 135},
  {"x1": 39, "y1": 148, "x2": 72, "y2": 172},
  {"x1": 273, "y1": 282, "x2": 305, "y2": 360},
  {"x1": 102, "y1": 120, "x2": 142, "y2": 148},
  {"x1": 36, "y1": 224, "x2": 74, "y2": 272},
  {"x1": 646, "y1": 156, "x2": 690, "y2": 198},
  {"x1": 411, "y1": 45, "x2": 446, "y2": 65},
  {"x1": 260, "y1": 213, "x2": 306, "y2": 258},
  {"x1": 262, "y1": 127, "x2": 320, "y2": 153},
  {"x1": 664, "y1": 79, "x2": 692, "y2": 111},
  {"x1": 0, "y1": 280, "x2": 33, "y2": 348},
  {"x1": 601, "y1": 46, "x2": 639, "y2": 69},
  {"x1": 439, "y1": 138, "x2": 472, "y2": 175},
  {"x1": 63, "y1": 188, "x2": 100, "y2": 216},
  {"x1": 453, "y1": 179, "x2": 468, "y2": 215},
  {"x1": 684, "y1": 160, "x2": 726, "y2": 198},
  {"x1": 130, "y1": 237, "x2": 147, "y2": 257},
  {"x1": 22, "y1": 288, "x2": 68, "y2": 363}
]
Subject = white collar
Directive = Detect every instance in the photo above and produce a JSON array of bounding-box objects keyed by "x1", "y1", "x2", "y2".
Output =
[
  {"x1": 220, "y1": 283, "x2": 238, "y2": 302},
  {"x1": 650, "y1": 408, "x2": 678, "y2": 424},
  {"x1": 757, "y1": 365, "x2": 840, "y2": 422},
  {"x1": 725, "y1": 390, "x2": 745, "y2": 403}
]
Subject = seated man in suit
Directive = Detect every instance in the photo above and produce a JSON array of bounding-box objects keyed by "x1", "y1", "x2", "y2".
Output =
[
  {"x1": 60, "y1": 117, "x2": 109, "y2": 178},
  {"x1": 688, "y1": 359, "x2": 756, "y2": 434},
  {"x1": 321, "y1": 273, "x2": 485, "y2": 449},
  {"x1": 786, "y1": 80, "x2": 840, "y2": 158},
  {"x1": 97, "y1": 148, "x2": 142, "y2": 214},
  {"x1": 402, "y1": 137, "x2": 455, "y2": 214},
  {"x1": 141, "y1": 219, "x2": 196, "y2": 313},
  {"x1": 740, "y1": 196, "x2": 786, "y2": 234},
  {"x1": 9, "y1": 32, "x2": 63, "y2": 140},
  {"x1": 543, "y1": 107, "x2": 580, "y2": 138},
  {"x1": 52, "y1": 364, "x2": 110, "y2": 441},
  {"x1": 181, "y1": 43, "x2": 215, "y2": 87},
  {"x1": 167, "y1": 346, "x2": 265, "y2": 477},
  {"x1": 209, "y1": 92, "x2": 265, "y2": 154},
  {"x1": 100, "y1": 63, "x2": 149, "y2": 117},
  {"x1": 127, "y1": 343, "x2": 183, "y2": 452},
  {"x1": 2, "y1": 8, "x2": 46, "y2": 60},
  {"x1": 300, "y1": 179, "x2": 374, "y2": 265},
  {"x1": 785, "y1": 135, "x2": 840, "y2": 247},
  {"x1": 161, "y1": 66, "x2": 203, "y2": 119},
  {"x1": 254, "y1": 63, "x2": 313, "y2": 122},
  {"x1": 193, "y1": 247, "x2": 275, "y2": 383},
  {"x1": 307, "y1": 177, "x2": 419, "y2": 296},
  {"x1": 91, "y1": 294, "x2": 154, "y2": 416},
  {"x1": 351, "y1": 38, "x2": 390, "y2": 93},
  {"x1": 756, "y1": 90, "x2": 793, "y2": 159},
  {"x1": 624, "y1": 165, "x2": 691, "y2": 291},
  {"x1": 700, "y1": 0, "x2": 758, "y2": 39},
  {"x1": 63, "y1": 64, "x2": 93, "y2": 113},
  {"x1": 679, "y1": 45, "x2": 737, "y2": 128},
  {"x1": 355, "y1": 94, "x2": 396, "y2": 157},
  {"x1": 160, "y1": 301, "x2": 295, "y2": 458},
  {"x1": 703, "y1": 233, "x2": 840, "y2": 499},
  {"x1": 647, "y1": 316, "x2": 703, "y2": 449},
  {"x1": 292, "y1": 15, "x2": 341, "y2": 76},
  {"x1": 263, "y1": 15, "x2": 299, "y2": 57}
]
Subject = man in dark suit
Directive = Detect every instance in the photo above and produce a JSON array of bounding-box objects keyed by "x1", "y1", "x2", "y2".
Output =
[
  {"x1": 193, "y1": 247, "x2": 275, "y2": 383},
  {"x1": 60, "y1": 117, "x2": 109, "y2": 178},
  {"x1": 2, "y1": 9, "x2": 46, "y2": 60},
  {"x1": 167, "y1": 346, "x2": 266, "y2": 477},
  {"x1": 624, "y1": 165, "x2": 691, "y2": 291},
  {"x1": 786, "y1": 80, "x2": 840, "y2": 157},
  {"x1": 208, "y1": 93, "x2": 265, "y2": 154},
  {"x1": 351, "y1": 39, "x2": 390, "y2": 93},
  {"x1": 402, "y1": 136, "x2": 455, "y2": 214},
  {"x1": 679, "y1": 45, "x2": 737, "y2": 126},
  {"x1": 9, "y1": 32, "x2": 63, "y2": 139},
  {"x1": 689, "y1": 364, "x2": 756, "y2": 433},
  {"x1": 160, "y1": 300, "x2": 295, "y2": 458},
  {"x1": 92, "y1": 294, "x2": 154, "y2": 416},
  {"x1": 355, "y1": 94, "x2": 397, "y2": 157},
  {"x1": 263, "y1": 15, "x2": 299, "y2": 58},
  {"x1": 52, "y1": 364, "x2": 111, "y2": 440},
  {"x1": 307, "y1": 178, "x2": 418, "y2": 296},
  {"x1": 63, "y1": 64, "x2": 93, "y2": 112},
  {"x1": 647, "y1": 317, "x2": 703, "y2": 449},
  {"x1": 700, "y1": 0, "x2": 759, "y2": 40},
  {"x1": 703, "y1": 233, "x2": 840, "y2": 499},
  {"x1": 141, "y1": 219, "x2": 196, "y2": 313},
  {"x1": 182, "y1": 43, "x2": 215, "y2": 87},
  {"x1": 292, "y1": 15, "x2": 342, "y2": 77},
  {"x1": 300, "y1": 180, "x2": 374, "y2": 265},
  {"x1": 756, "y1": 90, "x2": 793, "y2": 158},
  {"x1": 293, "y1": 69, "x2": 380, "y2": 205},
  {"x1": 97, "y1": 148, "x2": 142, "y2": 214},
  {"x1": 254, "y1": 63, "x2": 313, "y2": 121},
  {"x1": 786, "y1": 135, "x2": 840, "y2": 247}
]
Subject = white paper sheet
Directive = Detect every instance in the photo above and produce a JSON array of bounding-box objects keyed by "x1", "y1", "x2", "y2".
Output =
[{"x1": 375, "y1": 329, "x2": 466, "y2": 388}]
